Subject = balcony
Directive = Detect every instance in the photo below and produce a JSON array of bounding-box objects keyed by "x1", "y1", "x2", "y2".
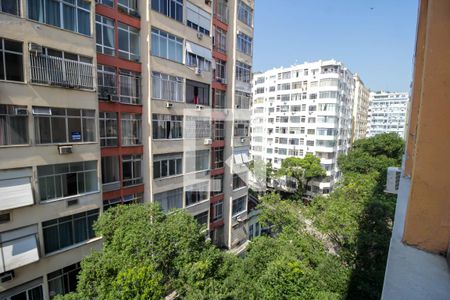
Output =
[{"x1": 30, "y1": 54, "x2": 94, "y2": 90}]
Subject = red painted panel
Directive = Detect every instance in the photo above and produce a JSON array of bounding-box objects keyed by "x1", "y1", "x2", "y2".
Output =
[
  {"x1": 212, "y1": 82, "x2": 227, "y2": 91},
  {"x1": 212, "y1": 50, "x2": 227, "y2": 61},
  {"x1": 97, "y1": 54, "x2": 141, "y2": 73},
  {"x1": 211, "y1": 168, "x2": 225, "y2": 176},
  {"x1": 213, "y1": 17, "x2": 228, "y2": 31},
  {"x1": 99, "y1": 101, "x2": 142, "y2": 113},
  {"x1": 209, "y1": 219, "x2": 225, "y2": 229},
  {"x1": 210, "y1": 193, "x2": 224, "y2": 204},
  {"x1": 211, "y1": 140, "x2": 225, "y2": 148}
]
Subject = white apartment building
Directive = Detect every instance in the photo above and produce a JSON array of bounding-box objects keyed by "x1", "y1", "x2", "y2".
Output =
[
  {"x1": 366, "y1": 91, "x2": 410, "y2": 139},
  {"x1": 251, "y1": 60, "x2": 355, "y2": 195}
]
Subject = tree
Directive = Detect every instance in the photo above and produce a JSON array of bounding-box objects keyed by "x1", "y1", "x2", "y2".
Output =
[
  {"x1": 248, "y1": 159, "x2": 274, "y2": 191},
  {"x1": 277, "y1": 154, "x2": 326, "y2": 196}
]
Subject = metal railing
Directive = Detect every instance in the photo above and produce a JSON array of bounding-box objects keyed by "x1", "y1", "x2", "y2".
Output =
[{"x1": 30, "y1": 54, "x2": 94, "y2": 89}]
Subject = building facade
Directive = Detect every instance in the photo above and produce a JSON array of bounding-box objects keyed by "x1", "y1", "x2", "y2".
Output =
[
  {"x1": 366, "y1": 91, "x2": 410, "y2": 139},
  {"x1": 352, "y1": 74, "x2": 369, "y2": 142},
  {"x1": 0, "y1": 0, "x2": 254, "y2": 298},
  {"x1": 250, "y1": 60, "x2": 354, "y2": 195}
]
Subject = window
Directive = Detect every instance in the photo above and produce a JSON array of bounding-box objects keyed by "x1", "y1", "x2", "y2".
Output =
[
  {"x1": 194, "y1": 211, "x2": 209, "y2": 225},
  {"x1": 154, "y1": 188, "x2": 183, "y2": 212},
  {"x1": 278, "y1": 83, "x2": 290, "y2": 91},
  {"x1": 234, "y1": 121, "x2": 249, "y2": 136},
  {"x1": 118, "y1": 0, "x2": 138, "y2": 15},
  {"x1": 186, "y1": 42, "x2": 211, "y2": 71},
  {"x1": 121, "y1": 113, "x2": 141, "y2": 145},
  {"x1": 1, "y1": 0, "x2": 19, "y2": 15},
  {"x1": 185, "y1": 181, "x2": 209, "y2": 206},
  {"x1": 212, "y1": 201, "x2": 223, "y2": 221},
  {"x1": 232, "y1": 196, "x2": 246, "y2": 216},
  {"x1": 38, "y1": 161, "x2": 98, "y2": 201},
  {"x1": 151, "y1": 0, "x2": 183, "y2": 22},
  {"x1": 184, "y1": 116, "x2": 211, "y2": 139},
  {"x1": 0, "y1": 38, "x2": 23, "y2": 82},
  {"x1": 42, "y1": 209, "x2": 99, "y2": 254},
  {"x1": 235, "y1": 91, "x2": 250, "y2": 109},
  {"x1": 118, "y1": 23, "x2": 140, "y2": 61},
  {"x1": 320, "y1": 78, "x2": 339, "y2": 87},
  {"x1": 211, "y1": 174, "x2": 223, "y2": 196},
  {"x1": 214, "y1": 0, "x2": 228, "y2": 23},
  {"x1": 97, "y1": 0, "x2": 113, "y2": 7},
  {"x1": 152, "y1": 72, "x2": 183, "y2": 102},
  {"x1": 99, "y1": 112, "x2": 117, "y2": 147},
  {"x1": 1, "y1": 282, "x2": 43, "y2": 300},
  {"x1": 34, "y1": 107, "x2": 95, "y2": 144},
  {"x1": 119, "y1": 70, "x2": 141, "y2": 104},
  {"x1": 29, "y1": 47, "x2": 94, "y2": 89},
  {"x1": 101, "y1": 156, "x2": 120, "y2": 191},
  {"x1": 151, "y1": 28, "x2": 183, "y2": 63},
  {"x1": 47, "y1": 263, "x2": 80, "y2": 299},
  {"x1": 95, "y1": 15, "x2": 115, "y2": 56},
  {"x1": 214, "y1": 90, "x2": 226, "y2": 109},
  {"x1": 212, "y1": 147, "x2": 224, "y2": 169},
  {"x1": 213, "y1": 121, "x2": 225, "y2": 140},
  {"x1": 0, "y1": 104, "x2": 28, "y2": 145},
  {"x1": 152, "y1": 114, "x2": 183, "y2": 139},
  {"x1": 213, "y1": 26, "x2": 227, "y2": 53},
  {"x1": 214, "y1": 59, "x2": 226, "y2": 82},
  {"x1": 97, "y1": 65, "x2": 117, "y2": 99},
  {"x1": 153, "y1": 153, "x2": 182, "y2": 179},
  {"x1": 237, "y1": 0, "x2": 253, "y2": 27},
  {"x1": 185, "y1": 150, "x2": 209, "y2": 173},
  {"x1": 28, "y1": 0, "x2": 91, "y2": 35},
  {"x1": 186, "y1": 2, "x2": 211, "y2": 35},
  {"x1": 236, "y1": 61, "x2": 251, "y2": 83},
  {"x1": 186, "y1": 80, "x2": 210, "y2": 105},
  {"x1": 233, "y1": 173, "x2": 246, "y2": 190},
  {"x1": 319, "y1": 91, "x2": 338, "y2": 99},
  {"x1": 237, "y1": 32, "x2": 252, "y2": 55},
  {"x1": 122, "y1": 154, "x2": 142, "y2": 186}
]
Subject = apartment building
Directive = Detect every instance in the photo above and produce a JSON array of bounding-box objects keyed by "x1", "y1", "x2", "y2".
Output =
[
  {"x1": 251, "y1": 60, "x2": 354, "y2": 195},
  {"x1": 352, "y1": 74, "x2": 369, "y2": 142},
  {"x1": 366, "y1": 91, "x2": 410, "y2": 139},
  {"x1": 0, "y1": 0, "x2": 254, "y2": 298},
  {"x1": 0, "y1": 1, "x2": 102, "y2": 299},
  {"x1": 382, "y1": 1, "x2": 450, "y2": 298}
]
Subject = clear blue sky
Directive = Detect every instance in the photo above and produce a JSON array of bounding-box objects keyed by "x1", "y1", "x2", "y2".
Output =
[{"x1": 253, "y1": 0, "x2": 419, "y2": 92}]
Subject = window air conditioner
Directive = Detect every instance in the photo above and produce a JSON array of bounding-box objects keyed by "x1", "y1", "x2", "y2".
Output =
[
  {"x1": 58, "y1": 145, "x2": 73, "y2": 155},
  {"x1": 196, "y1": 105, "x2": 203, "y2": 111},
  {"x1": 385, "y1": 167, "x2": 401, "y2": 194},
  {"x1": 197, "y1": 32, "x2": 204, "y2": 40},
  {"x1": 29, "y1": 43, "x2": 42, "y2": 54},
  {"x1": 195, "y1": 67, "x2": 202, "y2": 75},
  {"x1": 240, "y1": 137, "x2": 246, "y2": 143},
  {"x1": 0, "y1": 271, "x2": 14, "y2": 283},
  {"x1": 166, "y1": 102, "x2": 173, "y2": 108},
  {"x1": 204, "y1": 138, "x2": 212, "y2": 145}
]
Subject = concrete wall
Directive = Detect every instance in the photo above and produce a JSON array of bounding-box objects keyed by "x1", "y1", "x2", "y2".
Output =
[{"x1": 403, "y1": 0, "x2": 450, "y2": 253}]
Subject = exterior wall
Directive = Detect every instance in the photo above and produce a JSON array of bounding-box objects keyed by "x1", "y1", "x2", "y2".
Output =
[
  {"x1": 250, "y1": 60, "x2": 354, "y2": 195},
  {"x1": 351, "y1": 74, "x2": 369, "y2": 142},
  {"x1": 0, "y1": 1, "x2": 101, "y2": 298},
  {"x1": 366, "y1": 91, "x2": 410, "y2": 139},
  {"x1": 402, "y1": 0, "x2": 450, "y2": 253}
]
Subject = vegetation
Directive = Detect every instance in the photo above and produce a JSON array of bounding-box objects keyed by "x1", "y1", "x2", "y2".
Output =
[{"x1": 59, "y1": 133, "x2": 403, "y2": 300}]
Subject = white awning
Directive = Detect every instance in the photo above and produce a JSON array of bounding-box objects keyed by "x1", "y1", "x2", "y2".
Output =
[
  {"x1": 0, "y1": 225, "x2": 39, "y2": 273},
  {"x1": 241, "y1": 152, "x2": 250, "y2": 163},
  {"x1": 234, "y1": 154, "x2": 244, "y2": 165},
  {"x1": 186, "y1": 41, "x2": 212, "y2": 61},
  {"x1": 0, "y1": 177, "x2": 34, "y2": 211},
  {"x1": 186, "y1": 2, "x2": 211, "y2": 32}
]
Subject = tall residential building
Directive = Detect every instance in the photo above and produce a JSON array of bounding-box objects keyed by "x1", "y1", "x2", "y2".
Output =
[
  {"x1": 0, "y1": 0, "x2": 254, "y2": 298},
  {"x1": 0, "y1": 1, "x2": 102, "y2": 299},
  {"x1": 351, "y1": 74, "x2": 369, "y2": 142},
  {"x1": 250, "y1": 60, "x2": 354, "y2": 195},
  {"x1": 382, "y1": 0, "x2": 450, "y2": 298},
  {"x1": 366, "y1": 91, "x2": 410, "y2": 139}
]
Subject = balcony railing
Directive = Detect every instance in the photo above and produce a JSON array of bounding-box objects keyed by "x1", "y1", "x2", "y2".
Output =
[{"x1": 30, "y1": 54, "x2": 94, "y2": 89}]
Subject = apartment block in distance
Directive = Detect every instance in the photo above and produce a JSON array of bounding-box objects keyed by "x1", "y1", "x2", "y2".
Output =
[
  {"x1": 351, "y1": 74, "x2": 369, "y2": 142},
  {"x1": 95, "y1": 0, "x2": 255, "y2": 252},
  {"x1": 251, "y1": 60, "x2": 354, "y2": 195},
  {"x1": 0, "y1": 1, "x2": 102, "y2": 299},
  {"x1": 382, "y1": 0, "x2": 450, "y2": 298},
  {"x1": 366, "y1": 91, "x2": 410, "y2": 139}
]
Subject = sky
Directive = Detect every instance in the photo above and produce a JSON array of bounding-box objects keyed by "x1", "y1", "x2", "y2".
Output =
[{"x1": 253, "y1": 0, "x2": 419, "y2": 92}]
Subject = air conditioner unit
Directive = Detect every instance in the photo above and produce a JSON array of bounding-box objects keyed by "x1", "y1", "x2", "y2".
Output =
[
  {"x1": 58, "y1": 145, "x2": 73, "y2": 155},
  {"x1": 240, "y1": 137, "x2": 246, "y2": 143},
  {"x1": 195, "y1": 67, "x2": 202, "y2": 75},
  {"x1": 204, "y1": 138, "x2": 212, "y2": 145},
  {"x1": 196, "y1": 105, "x2": 203, "y2": 111},
  {"x1": 29, "y1": 43, "x2": 42, "y2": 54},
  {"x1": 0, "y1": 271, "x2": 14, "y2": 283},
  {"x1": 385, "y1": 167, "x2": 401, "y2": 194},
  {"x1": 166, "y1": 102, "x2": 173, "y2": 108},
  {"x1": 236, "y1": 215, "x2": 248, "y2": 223},
  {"x1": 14, "y1": 107, "x2": 28, "y2": 115},
  {"x1": 197, "y1": 32, "x2": 204, "y2": 40}
]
